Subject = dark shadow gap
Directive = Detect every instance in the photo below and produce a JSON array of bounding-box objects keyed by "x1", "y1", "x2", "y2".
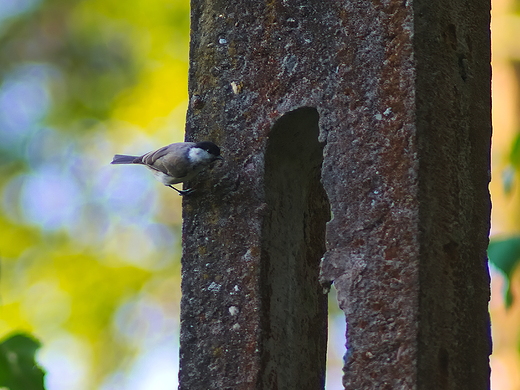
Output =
[{"x1": 260, "y1": 107, "x2": 330, "y2": 389}]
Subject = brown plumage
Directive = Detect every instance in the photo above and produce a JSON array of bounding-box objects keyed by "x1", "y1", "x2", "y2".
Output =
[{"x1": 111, "y1": 141, "x2": 222, "y2": 195}]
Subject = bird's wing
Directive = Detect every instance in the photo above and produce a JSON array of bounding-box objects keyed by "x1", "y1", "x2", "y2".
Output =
[
  {"x1": 139, "y1": 144, "x2": 191, "y2": 179},
  {"x1": 139, "y1": 145, "x2": 170, "y2": 167}
]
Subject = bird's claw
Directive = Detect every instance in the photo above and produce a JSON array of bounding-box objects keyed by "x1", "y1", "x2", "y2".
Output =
[
  {"x1": 178, "y1": 188, "x2": 194, "y2": 196},
  {"x1": 168, "y1": 185, "x2": 194, "y2": 196}
]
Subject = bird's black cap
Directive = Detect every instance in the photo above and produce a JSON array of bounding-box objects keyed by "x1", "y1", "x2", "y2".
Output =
[{"x1": 195, "y1": 141, "x2": 221, "y2": 157}]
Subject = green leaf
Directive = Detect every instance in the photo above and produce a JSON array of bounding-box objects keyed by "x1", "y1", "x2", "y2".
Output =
[
  {"x1": 509, "y1": 132, "x2": 520, "y2": 169},
  {"x1": 0, "y1": 333, "x2": 45, "y2": 390},
  {"x1": 488, "y1": 237, "x2": 520, "y2": 276},
  {"x1": 488, "y1": 237, "x2": 520, "y2": 308}
]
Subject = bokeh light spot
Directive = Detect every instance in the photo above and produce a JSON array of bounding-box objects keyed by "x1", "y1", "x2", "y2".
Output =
[
  {"x1": 0, "y1": 64, "x2": 56, "y2": 150},
  {"x1": 21, "y1": 165, "x2": 82, "y2": 231},
  {"x1": 0, "y1": 0, "x2": 41, "y2": 25}
]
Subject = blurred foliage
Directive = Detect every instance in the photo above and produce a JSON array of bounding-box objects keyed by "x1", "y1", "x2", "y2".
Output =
[
  {"x1": 0, "y1": 333, "x2": 45, "y2": 390},
  {"x1": 494, "y1": 120, "x2": 520, "y2": 308},
  {"x1": 509, "y1": 132, "x2": 520, "y2": 169},
  {"x1": 0, "y1": 0, "x2": 189, "y2": 389},
  {"x1": 489, "y1": 237, "x2": 520, "y2": 307},
  {"x1": 0, "y1": 0, "x2": 189, "y2": 132},
  {"x1": 490, "y1": 0, "x2": 520, "y2": 388}
]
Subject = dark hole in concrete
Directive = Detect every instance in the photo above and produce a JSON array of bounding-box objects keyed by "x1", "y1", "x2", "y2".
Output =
[{"x1": 260, "y1": 107, "x2": 330, "y2": 389}]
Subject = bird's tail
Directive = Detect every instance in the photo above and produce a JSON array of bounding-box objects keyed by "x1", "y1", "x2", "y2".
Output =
[{"x1": 111, "y1": 154, "x2": 139, "y2": 164}]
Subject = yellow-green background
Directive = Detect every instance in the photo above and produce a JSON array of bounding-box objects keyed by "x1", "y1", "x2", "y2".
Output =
[{"x1": 0, "y1": 0, "x2": 189, "y2": 388}]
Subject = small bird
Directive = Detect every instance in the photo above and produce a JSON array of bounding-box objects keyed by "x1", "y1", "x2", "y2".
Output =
[{"x1": 111, "y1": 141, "x2": 222, "y2": 195}]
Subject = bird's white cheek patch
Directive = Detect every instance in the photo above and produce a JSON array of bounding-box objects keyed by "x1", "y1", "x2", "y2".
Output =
[{"x1": 188, "y1": 148, "x2": 212, "y2": 163}]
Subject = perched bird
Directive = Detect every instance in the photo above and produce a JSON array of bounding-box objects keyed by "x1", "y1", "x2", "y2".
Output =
[{"x1": 111, "y1": 141, "x2": 222, "y2": 195}]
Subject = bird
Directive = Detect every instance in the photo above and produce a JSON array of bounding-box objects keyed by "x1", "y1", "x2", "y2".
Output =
[{"x1": 111, "y1": 141, "x2": 222, "y2": 195}]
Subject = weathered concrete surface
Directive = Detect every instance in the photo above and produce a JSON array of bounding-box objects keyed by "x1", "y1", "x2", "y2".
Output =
[{"x1": 180, "y1": 0, "x2": 491, "y2": 389}]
